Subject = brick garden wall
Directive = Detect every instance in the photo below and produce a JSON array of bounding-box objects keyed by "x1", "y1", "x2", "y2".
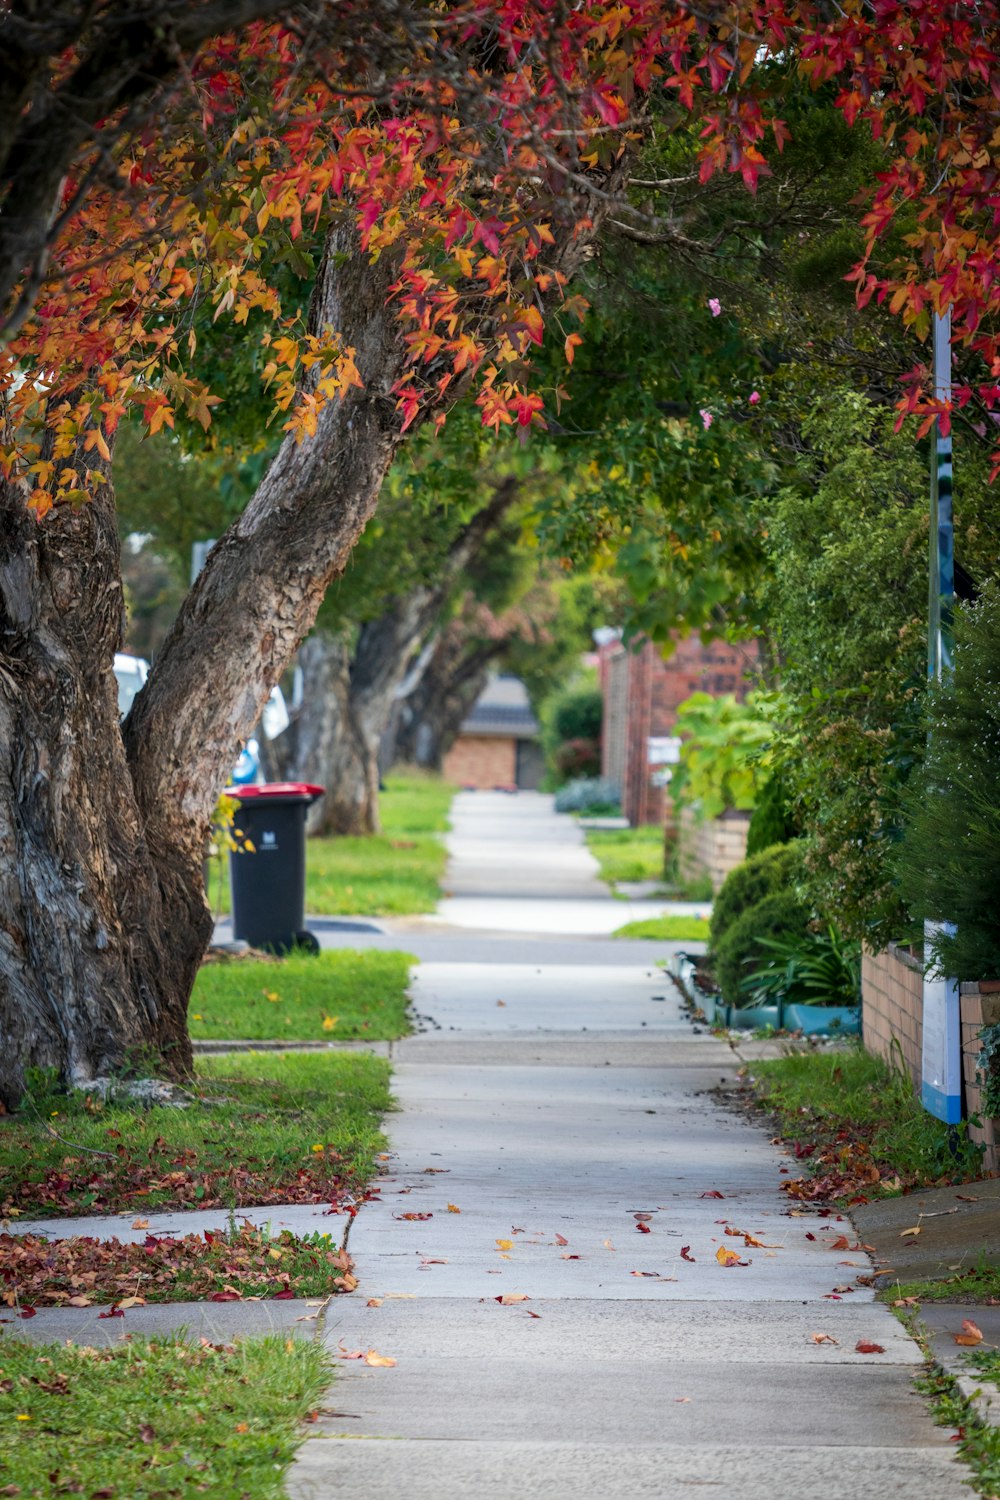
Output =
[
  {"x1": 442, "y1": 735, "x2": 516, "y2": 789},
  {"x1": 862, "y1": 950, "x2": 1000, "y2": 1176},
  {"x1": 677, "y1": 807, "x2": 751, "y2": 893},
  {"x1": 960, "y1": 983, "x2": 1000, "y2": 1175},
  {"x1": 861, "y1": 944, "x2": 923, "y2": 1088}
]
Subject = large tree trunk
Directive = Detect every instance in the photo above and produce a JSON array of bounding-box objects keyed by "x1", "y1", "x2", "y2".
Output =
[
  {"x1": 288, "y1": 479, "x2": 521, "y2": 835},
  {"x1": 0, "y1": 459, "x2": 196, "y2": 1102},
  {"x1": 0, "y1": 220, "x2": 408, "y2": 1106},
  {"x1": 393, "y1": 623, "x2": 506, "y2": 770}
]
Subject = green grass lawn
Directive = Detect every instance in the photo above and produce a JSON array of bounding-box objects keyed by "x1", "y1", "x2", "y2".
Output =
[
  {"x1": 612, "y1": 914, "x2": 711, "y2": 941},
  {"x1": 1, "y1": 1051, "x2": 391, "y2": 1218},
  {"x1": 208, "y1": 769, "x2": 455, "y2": 918},
  {"x1": 190, "y1": 949, "x2": 413, "y2": 1041},
  {"x1": 748, "y1": 1045, "x2": 982, "y2": 1204},
  {"x1": 0, "y1": 1334, "x2": 330, "y2": 1498},
  {"x1": 585, "y1": 826, "x2": 666, "y2": 886}
]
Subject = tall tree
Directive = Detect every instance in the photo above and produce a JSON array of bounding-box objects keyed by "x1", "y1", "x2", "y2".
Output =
[{"x1": 3, "y1": 2, "x2": 1000, "y2": 1105}]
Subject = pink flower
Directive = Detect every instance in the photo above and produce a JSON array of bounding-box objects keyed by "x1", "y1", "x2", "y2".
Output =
[
  {"x1": 708, "y1": 298, "x2": 722, "y2": 317},
  {"x1": 699, "y1": 408, "x2": 713, "y2": 430},
  {"x1": 748, "y1": 390, "x2": 760, "y2": 405}
]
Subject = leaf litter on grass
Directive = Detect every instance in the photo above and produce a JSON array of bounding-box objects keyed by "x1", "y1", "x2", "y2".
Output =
[
  {"x1": 0, "y1": 1224, "x2": 357, "y2": 1309},
  {"x1": 1, "y1": 1051, "x2": 390, "y2": 1218}
]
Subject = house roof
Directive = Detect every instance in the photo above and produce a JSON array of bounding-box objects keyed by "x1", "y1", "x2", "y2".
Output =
[{"x1": 460, "y1": 675, "x2": 539, "y2": 739}]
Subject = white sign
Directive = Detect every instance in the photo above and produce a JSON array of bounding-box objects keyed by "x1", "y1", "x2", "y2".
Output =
[
  {"x1": 648, "y1": 736, "x2": 682, "y2": 766},
  {"x1": 921, "y1": 920, "x2": 962, "y2": 1125}
]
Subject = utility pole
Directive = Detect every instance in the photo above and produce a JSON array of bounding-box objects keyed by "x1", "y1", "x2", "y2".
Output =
[{"x1": 921, "y1": 310, "x2": 961, "y2": 1128}]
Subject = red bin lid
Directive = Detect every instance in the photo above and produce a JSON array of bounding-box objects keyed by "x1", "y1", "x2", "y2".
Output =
[{"x1": 227, "y1": 782, "x2": 325, "y2": 801}]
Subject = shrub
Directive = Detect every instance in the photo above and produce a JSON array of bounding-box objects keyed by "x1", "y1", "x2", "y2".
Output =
[
  {"x1": 745, "y1": 771, "x2": 797, "y2": 857},
  {"x1": 553, "y1": 736, "x2": 601, "y2": 780},
  {"x1": 714, "y1": 888, "x2": 811, "y2": 1007},
  {"x1": 553, "y1": 776, "x2": 621, "y2": 815},
  {"x1": 552, "y1": 688, "x2": 603, "y2": 744},
  {"x1": 740, "y1": 924, "x2": 861, "y2": 1008},
  {"x1": 709, "y1": 843, "x2": 800, "y2": 953},
  {"x1": 895, "y1": 583, "x2": 1000, "y2": 980}
]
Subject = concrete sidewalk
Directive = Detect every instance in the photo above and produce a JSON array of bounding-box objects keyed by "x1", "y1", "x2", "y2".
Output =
[{"x1": 288, "y1": 792, "x2": 969, "y2": 1500}]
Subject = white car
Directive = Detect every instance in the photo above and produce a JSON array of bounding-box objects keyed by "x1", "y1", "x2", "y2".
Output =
[
  {"x1": 113, "y1": 652, "x2": 149, "y2": 716},
  {"x1": 113, "y1": 653, "x2": 289, "y2": 785}
]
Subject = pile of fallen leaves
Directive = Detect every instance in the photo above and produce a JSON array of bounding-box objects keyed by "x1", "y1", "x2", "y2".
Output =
[
  {"x1": 776, "y1": 1134, "x2": 898, "y2": 1206},
  {"x1": 1, "y1": 1148, "x2": 360, "y2": 1219},
  {"x1": 0, "y1": 1224, "x2": 356, "y2": 1312}
]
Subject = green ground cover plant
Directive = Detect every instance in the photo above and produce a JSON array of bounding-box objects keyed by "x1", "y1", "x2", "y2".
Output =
[
  {"x1": 612, "y1": 914, "x2": 711, "y2": 941},
  {"x1": 208, "y1": 770, "x2": 454, "y2": 918},
  {"x1": 747, "y1": 1046, "x2": 981, "y2": 1203},
  {"x1": 1, "y1": 1052, "x2": 391, "y2": 1218},
  {"x1": 190, "y1": 949, "x2": 413, "y2": 1041},
  {"x1": 886, "y1": 1262, "x2": 1000, "y2": 1306},
  {"x1": 0, "y1": 1333, "x2": 330, "y2": 1498}
]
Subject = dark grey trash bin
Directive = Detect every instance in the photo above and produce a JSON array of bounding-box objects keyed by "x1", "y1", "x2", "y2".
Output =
[{"x1": 227, "y1": 782, "x2": 324, "y2": 954}]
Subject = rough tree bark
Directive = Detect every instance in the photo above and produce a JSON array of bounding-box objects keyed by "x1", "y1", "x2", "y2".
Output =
[
  {"x1": 282, "y1": 479, "x2": 519, "y2": 835},
  {"x1": 392, "y1": 620, "x2": 507, "y2": 771},
  {"x1": 0, "y1": 219, "x2": 407, "y2": 1105}
]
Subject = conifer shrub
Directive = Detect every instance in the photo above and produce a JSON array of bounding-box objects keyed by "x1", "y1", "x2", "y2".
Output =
[{"x1": 895, "y1": 585, "x2": 1000, "y2": 980}]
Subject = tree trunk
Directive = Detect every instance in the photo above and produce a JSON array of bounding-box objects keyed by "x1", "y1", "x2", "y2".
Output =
[
  {"x1": 0, "y1": 464, "x2": 196, "y2": 1105},
  {"x1": 0, "y1": 220, "x2": 409, "y2": 1105},
  {"x1": 290, "y1": 479, "x2": 521, "y2": 835},
  {"x1": 393, "y1": 623, "x2": 506, "y2": 770},
  {"x1": 280, "y1": 629, "x2": 379, "y2": 836}
]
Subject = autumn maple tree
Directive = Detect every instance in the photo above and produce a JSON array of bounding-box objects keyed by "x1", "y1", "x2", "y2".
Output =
[{"x1": 2, "y1": 0, "x2": 999, "y2": 1105}]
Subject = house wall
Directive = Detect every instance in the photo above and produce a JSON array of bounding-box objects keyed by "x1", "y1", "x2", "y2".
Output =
[
  {"x1": 442, "y1": 734, "x2": 516, "y2": 789},
  {"x1": 599, "y1": 636, "x2": 757, "y2": 827},
  {"x1": 677, "y1": 807, "x2": 751, "y2": 893}
]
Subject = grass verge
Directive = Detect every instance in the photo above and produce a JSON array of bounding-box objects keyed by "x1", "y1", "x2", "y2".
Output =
[
  {"x1": 612, "y1": 914, "x2": 711, "y2": 941},
  {"x1": 886, "y1": 1262, "x2": 1000, "y2": 1305},
  {"x1": 1, "y1": 1051, "x2": 391, "y2": 1218},
  {"x1": 3, "y1": 1222, "x2": 355, "y2": 1309},
  {"x1": 0, "y1": 1333, "x2": 330, "y2": 1498},
  {"x1": 746, "y1": 1044, "x2": 982, "y2": 1204},
  {"x1": 190, "y1": 949, "x2": 413, "y2": 1041},
  {"x1": 585, "y1": 826, "x2": 665, "y2": 886},
  {"x1": 207, "y1": 769, "x2": 455, "y2": 919}
]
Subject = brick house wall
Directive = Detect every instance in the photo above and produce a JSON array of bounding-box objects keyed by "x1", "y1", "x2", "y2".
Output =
[
  {"x1": 442, "y1": 734, "x2": 516, "y2": 789},
  {"x1": 599, "y1": 635, "x2": 757, "y2": 827}
]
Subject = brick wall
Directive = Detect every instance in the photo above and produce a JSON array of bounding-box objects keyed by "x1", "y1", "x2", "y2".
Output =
[
  {"x1": 960, "y1": 983, "x2": 1000, "y2": 1175},
  {"x1": 677, "y1": 807, "x2": 751, "y2": 893},
  {"x1": 861, "y1": 944, "x2": 924, "y2": 1088},
  {"x1": 599, "y1": 636, "x2": 758, "y2": 827},
  {"x1": 863, "y1": 953, "x2": 1000, "y2": 1176},
  {"x1": 442, "y1": 734, "x2": 516, "y2": 789}
]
